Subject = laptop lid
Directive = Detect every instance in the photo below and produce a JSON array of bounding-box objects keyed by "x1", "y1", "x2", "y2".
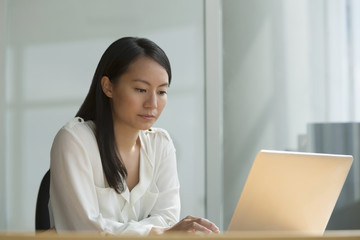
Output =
[{"x1": 227, "y1": 150, "x2": 353, "y2": 235}]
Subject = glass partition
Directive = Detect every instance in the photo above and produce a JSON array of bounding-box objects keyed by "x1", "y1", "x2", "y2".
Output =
[{"x1": 3, "y1": 0, "x2": 205, "y2": 230}]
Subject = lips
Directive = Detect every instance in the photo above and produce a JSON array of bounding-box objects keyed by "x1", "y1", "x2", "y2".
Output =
[{"x1": 138, "y1": 114, "x2": 156, "y2": 120}]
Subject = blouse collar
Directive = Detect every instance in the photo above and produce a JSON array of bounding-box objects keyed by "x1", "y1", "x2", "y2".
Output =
[{"x1": 120, "y1": 129, "x2": 154, "y2": 204}]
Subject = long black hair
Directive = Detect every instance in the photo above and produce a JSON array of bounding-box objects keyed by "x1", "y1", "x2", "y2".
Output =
[{"x1": 76, "y1": 37, "x2": 172, "y2": 193}]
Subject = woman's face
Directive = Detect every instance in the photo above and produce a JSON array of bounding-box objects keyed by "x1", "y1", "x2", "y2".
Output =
[{"x1": 103, "y1": 56, "x2": 169, "y2": 131}]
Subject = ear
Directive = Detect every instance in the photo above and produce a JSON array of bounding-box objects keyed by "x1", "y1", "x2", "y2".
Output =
[{"x1": 101, "y1": 76, "x2": 113, "y2": 98}]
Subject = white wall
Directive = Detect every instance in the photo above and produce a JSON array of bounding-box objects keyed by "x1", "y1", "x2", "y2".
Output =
[{"x1": 2, "y1": 0, "x2": 205, "y2": 231}]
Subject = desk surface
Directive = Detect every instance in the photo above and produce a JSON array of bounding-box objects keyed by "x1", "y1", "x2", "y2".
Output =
[{"x1": 1, "y1": 231, "x2": 360, "y2": 240}]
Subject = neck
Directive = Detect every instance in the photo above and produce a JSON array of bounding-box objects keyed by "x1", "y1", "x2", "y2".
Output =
[{"x1": 113, "y1": 122, "x2": 140, "y2": 154}]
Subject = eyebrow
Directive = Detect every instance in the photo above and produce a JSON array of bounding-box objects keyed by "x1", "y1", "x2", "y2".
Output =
[{"x1": 132, "y1": 79, "x2": 169, "y2": 87}]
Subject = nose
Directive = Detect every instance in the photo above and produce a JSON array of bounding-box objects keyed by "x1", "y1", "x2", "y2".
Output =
[{"x1": 144, "y1": 92, "x2": 157, "y2": 109}]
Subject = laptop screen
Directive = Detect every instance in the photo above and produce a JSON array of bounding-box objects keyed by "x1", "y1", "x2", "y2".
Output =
[{"x1": 228, "y1": 150, "x2": 353, "y2": 235}]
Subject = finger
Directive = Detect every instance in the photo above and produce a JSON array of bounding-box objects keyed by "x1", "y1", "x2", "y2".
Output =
[
  {"x1": 184, "y1": 215, "x2": 196, "y2": 220},
  {"x1": 188, "y1": 222, "x2": 212, "y2": 234},
  {"x1": 195, "y1": 218, "x2": 220, "y2": 233}
]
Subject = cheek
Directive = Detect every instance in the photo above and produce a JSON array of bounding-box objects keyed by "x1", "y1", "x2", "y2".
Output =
[
  {"x1": 120, "y1": 94, "x2": 139, "y2": 106},
  {"x1": 158, "y1": 97, "x2": 167, "y2": 112},
  {"x1": 112, "y1": 92, "x2": 140, "y2": 112}
]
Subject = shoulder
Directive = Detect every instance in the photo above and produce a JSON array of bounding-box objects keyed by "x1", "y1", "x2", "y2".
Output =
[
  {"x1": 141, "y1": 127, "x2": 172, "y2": 143},
  {"x1": 63, "y1": 117, "x2": 95, "y2": 133},
  {"x1": 140, "y1": 127, "x2": 175, "y2": 152},
  {"x1": 52, "y1": 117, "x2": 96, "y2": 147},
  {"x1": 146, "y1": 127, "x2": 172, "y2": 139},
  {"x1": 61, "y1": 117, "x2": 95, "y2": 135},
  {"x1": 50, "y1": 118, "x2": 99, "y2": 179}
]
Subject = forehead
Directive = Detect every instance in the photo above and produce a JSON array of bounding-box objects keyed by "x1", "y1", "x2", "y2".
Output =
[{"x1": 120, "y1": 56, "x2": 169, "y2": 85}]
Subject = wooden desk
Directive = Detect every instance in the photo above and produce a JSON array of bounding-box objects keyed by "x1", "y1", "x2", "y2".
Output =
[{"x1": 1, "y1": 231, "x2": 360, "y2": 240}]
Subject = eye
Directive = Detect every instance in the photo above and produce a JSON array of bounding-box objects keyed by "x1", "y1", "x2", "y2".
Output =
[
  {"x1": 135, "y1": 88, "x2": 146, "y2": 93},
  {"x1": 158, "y1": 90, "x2": 167, "y2": 96}
]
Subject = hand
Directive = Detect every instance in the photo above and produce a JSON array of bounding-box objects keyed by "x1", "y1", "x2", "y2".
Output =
[{"x1": 166, "y1": 215, "x2": 220, "y2": 234}]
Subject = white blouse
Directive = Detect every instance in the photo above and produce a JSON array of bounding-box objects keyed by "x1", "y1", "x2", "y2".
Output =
[{"x1": 49, "y1": 117, "x2": 180, "y2": 235}]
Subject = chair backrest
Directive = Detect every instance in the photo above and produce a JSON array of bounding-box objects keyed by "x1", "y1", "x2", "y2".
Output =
[{"x1": 35, "y1": 169, "x2": 50, "y2": 230}]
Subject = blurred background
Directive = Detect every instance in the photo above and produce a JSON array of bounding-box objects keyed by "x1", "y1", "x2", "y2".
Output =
[{"x1": 1, "y1": 0, "x2": 360, "y2": 232}]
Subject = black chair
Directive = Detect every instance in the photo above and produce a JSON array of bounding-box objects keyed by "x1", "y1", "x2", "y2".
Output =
[{"x1": 35, "y1": 169, "x2": 51, "y2": 230}]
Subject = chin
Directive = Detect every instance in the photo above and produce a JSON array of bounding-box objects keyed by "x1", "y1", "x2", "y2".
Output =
[
  {"x1": 135, "y1": 119, "x2": 157, "y2": 131},
  {"x1": 138, "y1": 124, "x2": 154, "y2": 131}
]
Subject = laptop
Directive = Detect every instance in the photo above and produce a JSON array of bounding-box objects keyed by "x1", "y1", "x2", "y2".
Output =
[{"x1": 228, "y1": 150, "x2": 353, "y2": 235}]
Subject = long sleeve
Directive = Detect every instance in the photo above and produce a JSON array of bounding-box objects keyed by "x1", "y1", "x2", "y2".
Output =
[
  {"x1": 50, "y1": 123, "x2": 152, "y2": 235},
  {"x1": 143, "y1": 132, "x2": 180, "y2": 226},
  {"x1": 49, "y1": 119, "x2": 181, "y2": 235}
]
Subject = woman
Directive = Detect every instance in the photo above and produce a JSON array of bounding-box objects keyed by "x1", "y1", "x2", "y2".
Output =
[{"x1": 49, "y1": 37, "x2": 219, "y2": 235}]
